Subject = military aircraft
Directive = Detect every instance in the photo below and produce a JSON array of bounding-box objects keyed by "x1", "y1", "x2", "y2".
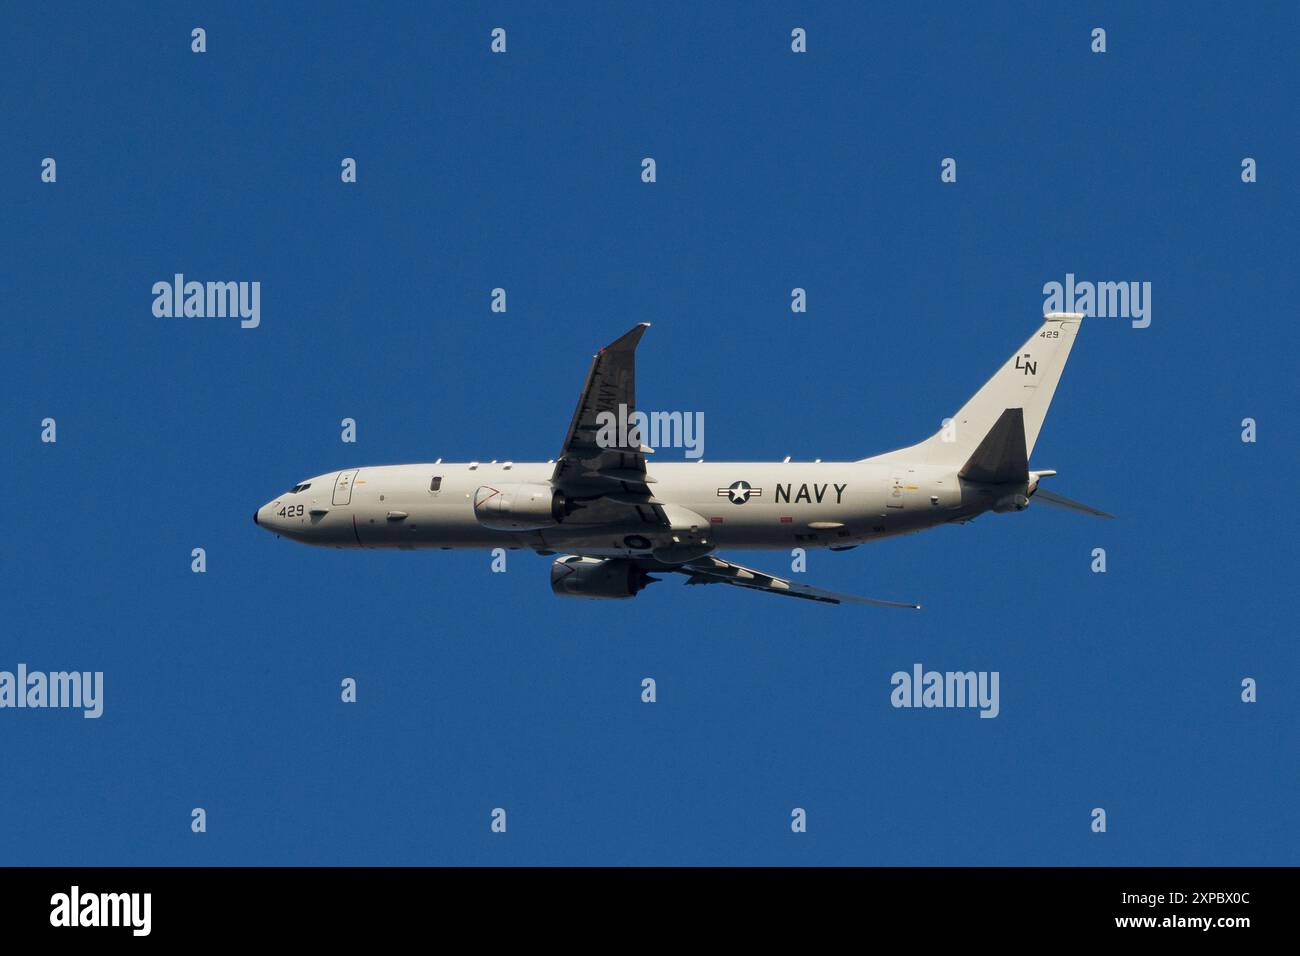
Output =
[{"x1": 254, "y1": 314, "x2": 1110, "y2": 605}]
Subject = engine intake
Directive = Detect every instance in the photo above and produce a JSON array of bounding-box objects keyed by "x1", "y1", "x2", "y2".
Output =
[
  {"x1": 550, "y1": 556, "x2": 658, "y2": 600},
  {"x1": 473, "y1": 483, "x2": 561, "y2": 532}
]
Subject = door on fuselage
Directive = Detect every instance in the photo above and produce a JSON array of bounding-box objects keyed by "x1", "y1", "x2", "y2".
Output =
[
  {"x1": 333, "y1": 469, "x2": 358, "y2": 505},
  {"x1": 884, "y1": 470, "x2": 922, "y2": 532}
]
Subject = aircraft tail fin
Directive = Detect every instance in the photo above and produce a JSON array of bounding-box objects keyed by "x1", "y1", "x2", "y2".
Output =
[{"x1": 870, "y1": 313, "x2": 1083, "y2": 468}]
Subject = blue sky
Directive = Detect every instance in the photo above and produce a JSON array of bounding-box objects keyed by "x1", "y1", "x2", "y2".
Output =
[{"x1": 1, "y1": 2, "x2": 1296, "y2": 865}]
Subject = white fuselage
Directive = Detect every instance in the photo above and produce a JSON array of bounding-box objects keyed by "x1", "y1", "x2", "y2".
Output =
[
  {"x1": 254, "y1": 458, "x2": 1008, "y2": 557},
  {"x1": 253, "y1": 315, "x2": 1090, "y2": 604}
]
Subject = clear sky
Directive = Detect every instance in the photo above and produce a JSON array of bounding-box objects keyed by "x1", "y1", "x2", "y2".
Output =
[{"x1": 2, "y1": 2, "x2": 1296, "y2": 865}]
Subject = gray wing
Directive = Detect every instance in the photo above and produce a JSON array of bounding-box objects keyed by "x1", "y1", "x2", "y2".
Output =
[
  {"x1": 673, "y1": 556, "x2": 921, "y2": 608},
  {"x1": 552, "y1": 322, "x2": 657, "y2": 501},
  {"x1": 535, "y1": 323, "x2": 714, "y2": 560}
]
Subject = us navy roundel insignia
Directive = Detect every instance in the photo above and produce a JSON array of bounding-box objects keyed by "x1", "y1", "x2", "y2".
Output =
[{"x1": 718, "y1": 480, "x2": 762, "y2": 504}]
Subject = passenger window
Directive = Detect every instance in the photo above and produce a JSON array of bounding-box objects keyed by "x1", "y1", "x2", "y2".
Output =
[{"x1": 430, "y1": 476, "x2": 442, "y2": 492}]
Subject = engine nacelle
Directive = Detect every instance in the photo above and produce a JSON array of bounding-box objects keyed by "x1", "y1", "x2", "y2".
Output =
[
  {"x1": 550, "y1": 556, "x2": 658, "y2": 600},
  {"x1": 473, "y1": 482, "x2": 561, "y2": 532}
]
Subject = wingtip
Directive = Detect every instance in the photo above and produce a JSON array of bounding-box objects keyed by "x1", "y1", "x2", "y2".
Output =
[{"x1": 601, "y1": 322, "x2": 651, "y2": 353}]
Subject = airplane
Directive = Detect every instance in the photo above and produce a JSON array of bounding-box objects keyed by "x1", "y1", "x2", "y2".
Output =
[{"x1": 253, "y1": 313, "x2": 1111, "y2": 606}]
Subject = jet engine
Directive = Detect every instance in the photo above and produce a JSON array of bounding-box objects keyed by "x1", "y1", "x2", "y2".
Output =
[
  {"x1": 550, "y1": 555, "x2": 658, "y2": 599},
  {"x1": 473, "y1": 483, "x2": 562, "y2": 531}
]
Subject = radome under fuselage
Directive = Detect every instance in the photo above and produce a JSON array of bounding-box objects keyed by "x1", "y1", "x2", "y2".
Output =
[{"x1": 253, "y1": 457, "x2": 1014, "y2": 557}]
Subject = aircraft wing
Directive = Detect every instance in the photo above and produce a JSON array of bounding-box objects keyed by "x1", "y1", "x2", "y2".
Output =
[
  {"x1": 552, "y1": 323, "x2": 656, "y2": 501},
  {"x1": 673, "y1": 555, "x2": 921, "y2": 608}
]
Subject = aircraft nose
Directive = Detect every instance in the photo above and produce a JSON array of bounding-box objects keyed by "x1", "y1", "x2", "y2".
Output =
[{"x1": 253, "y1": 502, "x2": 276, "y2": 532}]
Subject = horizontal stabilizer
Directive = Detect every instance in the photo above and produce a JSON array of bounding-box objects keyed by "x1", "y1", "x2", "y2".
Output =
[
  {"x1": 958, "y1": 408, "x2": 1028, "y2": 484},
  {"x1": 1033, "y1": 488, "x2": 1115, "y2": 519}
]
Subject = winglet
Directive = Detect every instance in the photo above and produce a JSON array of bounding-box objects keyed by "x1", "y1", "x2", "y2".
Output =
[{"x1": 600, "y1": 323, "x2": 650, "y2": 355}]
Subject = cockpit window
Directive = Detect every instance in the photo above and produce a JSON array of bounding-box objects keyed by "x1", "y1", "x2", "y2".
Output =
[
  {"x1": 430, "y1": 476, "x2": 442, "y2": 492},
  {"x1": 288, "y1": 482, "x2": 312, "y2": 494}
]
